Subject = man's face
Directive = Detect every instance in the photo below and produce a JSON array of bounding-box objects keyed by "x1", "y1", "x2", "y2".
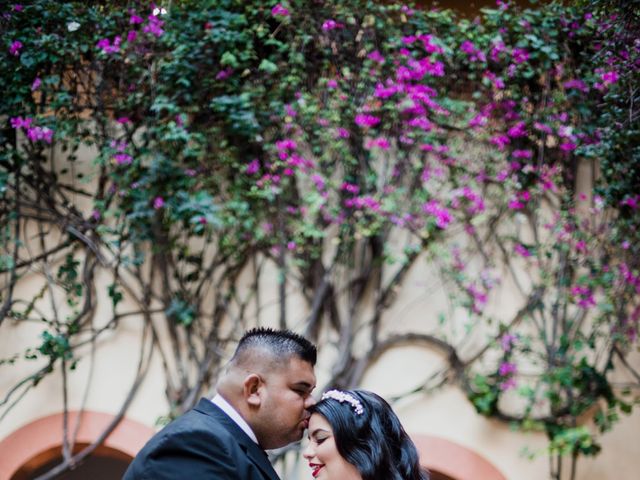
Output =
[{"x1": 254, "y1": 356, "x2": 316, "y2": 449}]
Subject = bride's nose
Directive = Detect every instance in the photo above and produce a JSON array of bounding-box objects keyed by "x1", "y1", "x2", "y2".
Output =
[{"x1": 302, "y1": 441, "x2": 315, "y2": 459}]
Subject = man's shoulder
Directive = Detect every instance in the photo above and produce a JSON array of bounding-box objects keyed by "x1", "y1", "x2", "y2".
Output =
[
  {"x1": 158, "y1": 399, "x2": 231, "y2": 439},
  {"x1": 123, "y1": 400, "x2": 276, "y2": 480}
]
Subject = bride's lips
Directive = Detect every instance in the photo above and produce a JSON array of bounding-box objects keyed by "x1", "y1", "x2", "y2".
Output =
[{"x1": 309, "y1": 463, "x2": 324, "y2": 478}]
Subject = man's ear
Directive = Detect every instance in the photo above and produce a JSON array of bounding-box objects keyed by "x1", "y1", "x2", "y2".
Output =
[{"x1": 243, "y1": 374, "x2": 263, "y2": 407}]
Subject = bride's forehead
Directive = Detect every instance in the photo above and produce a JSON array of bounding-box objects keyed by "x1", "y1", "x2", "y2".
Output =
[{"x1": 309, "y1": 412, "x2": 332, "y2": 429}]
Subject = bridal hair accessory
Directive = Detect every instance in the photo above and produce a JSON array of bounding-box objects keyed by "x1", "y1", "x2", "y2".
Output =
[{"x1": 321, "y1": 390, "x2": 364, "y2": 415}]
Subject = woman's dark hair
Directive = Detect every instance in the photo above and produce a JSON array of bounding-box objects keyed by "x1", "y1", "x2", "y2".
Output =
[{"x1": 309, "y1": 389, "x2": 429, "y2": 480}]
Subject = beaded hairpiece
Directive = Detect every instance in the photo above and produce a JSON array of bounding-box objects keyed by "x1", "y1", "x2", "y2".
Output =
[{"x1": 321, "y1": 389, "x2": 364, "y2": 415}]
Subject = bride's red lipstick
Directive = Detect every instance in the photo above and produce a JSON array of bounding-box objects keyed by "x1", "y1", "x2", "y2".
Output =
[{"x1": 309, "y1": 463, "x2": 324, "y2": 478}]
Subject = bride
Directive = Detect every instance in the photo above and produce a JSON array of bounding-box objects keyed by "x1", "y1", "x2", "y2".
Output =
[{"x1": 303, "y1": 389, "x2": 429, "y2": 480}]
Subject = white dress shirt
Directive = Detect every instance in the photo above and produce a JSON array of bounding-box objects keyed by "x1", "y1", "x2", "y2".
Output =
[{"x1": 211, "y1": 394, "x2": 259, "y2": 444}]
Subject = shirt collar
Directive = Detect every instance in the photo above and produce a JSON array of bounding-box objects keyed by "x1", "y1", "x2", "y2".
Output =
[{"x1": 211, "y1": 394, "x2": 259, "y2": 444}]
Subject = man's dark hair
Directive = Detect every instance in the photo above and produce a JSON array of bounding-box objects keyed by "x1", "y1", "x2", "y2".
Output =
[{"x1": 232, "y1": 327, "x2": 317, "y2": 365}]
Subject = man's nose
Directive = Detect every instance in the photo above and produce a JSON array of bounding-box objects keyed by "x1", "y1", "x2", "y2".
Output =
[{"x1": 304, "y1": 395, "x2": 316, "y2": 408}]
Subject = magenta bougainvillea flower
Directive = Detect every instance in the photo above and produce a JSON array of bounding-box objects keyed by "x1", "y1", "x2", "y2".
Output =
[
  {"x1": 143, "y1": 14, "x2": 164, "y2": 37},
  {"x1": 246, "y1": 159, "x2": 260, "y2": 175},
  {"x1": 422, "y1": 200, "x2": 452, "y2": 229},
  {"x1": 500, "y1": 333, "x2": 517, "y2": 352},
  {"x1": 97, "y1": 36, "x2": 121, "y2": 54},
  {"x1": 512, "y1": 48, "x2": 529, "y2": 64},
  {"x1": 571, "y1": 285, "x2": 596, "y2": 308},
  {"x1": 11, "y1": 116, "x2": 54, "y2": 144},
  {"x1": 367, "y1": 50, "x2": 385, "y2": 64},
  {"x1": 271, "y1": 4, "x2": 289, "y2": 17},
  {"x1": 9, "y1": 40, "x2": 22, "y2": 56},
  {"x1": 355, "y1": 114, "x2": 381, "y2": 128},
  {"x1": 153, "y1": 197, "x2": 165, "y2": 209},
  {"x1": 499, "y1": 361, "x2": 517, "y2": 376},
  {"x1": 322, "y1": 19, "x2": 342, "y2": 31}
]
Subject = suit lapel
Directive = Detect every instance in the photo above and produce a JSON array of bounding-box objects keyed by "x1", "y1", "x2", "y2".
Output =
[
  {"x1": 241, "y1": 439, "x2": 281, "y2": 480},
  {"x1": 194, "y1": 399, "x2": 281, "y2": 480}
]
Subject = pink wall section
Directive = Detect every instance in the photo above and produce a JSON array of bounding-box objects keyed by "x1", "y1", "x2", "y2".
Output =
[{"x1": 0, "y1": 411, "x2": 154, "y2": 480}]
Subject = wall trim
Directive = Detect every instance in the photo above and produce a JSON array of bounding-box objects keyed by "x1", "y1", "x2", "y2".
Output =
[{"x1": 412, "y1": 434, "x2": 508, "y2": 480}]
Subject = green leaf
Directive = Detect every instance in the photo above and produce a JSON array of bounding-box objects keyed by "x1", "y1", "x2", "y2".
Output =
[{"x1": 258, "y1": 59, "x2": 278, "y2": 74}]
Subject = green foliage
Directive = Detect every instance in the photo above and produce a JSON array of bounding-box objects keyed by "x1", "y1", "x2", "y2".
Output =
[{"x1": 37, "y1": 331, "x2": 73, "y2": 362}]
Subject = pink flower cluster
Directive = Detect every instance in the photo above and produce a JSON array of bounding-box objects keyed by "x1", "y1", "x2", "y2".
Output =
[
  {"x1": 484, "y1": 71, "x2": 505, "y2": 90},
  {"x1": 97, "y1": 7, "x2": 164, "y2": 55},
  {"x1": 460, "y1": 40, "x2": 486, "y2": 63},
  {"x1": 365, "y1": 137, "x2": 390, "y2": 150},
  {"x1": 499, "y1": 361, "x2": 517, "y2": 376},
  {"x1": 355, "y1": 114, "x2": 381, "y2": 128},
  {"x1": 620, "y1": 195, "x2": 640, "y2": 209},
  {"x1": 341, "y1": 182, "x2": 360, "y2": 195},
  {"x1": 275, "y1": 139, "x2": 297, "y2": 159},
  {"x1": 571, "y1": 285, "x2": 596, "y2": 309},
  {"x1": 563, "y1": 79, "x2": 589, "y2": 93},
  {"x1": 498, "y1": 361, "x2": 517, "y2": 391},
  {"x1": 10, "y1": 116, "x2": 54, "y2": 144},
  {"x1": 402, "y1": 34, "x2": 444, "y2": 55},
  {"x1": 451, "y1": 187, "x2": 485, "y2": 215},
  {"x1": 143, "y1": 12, "x2": 165, "y2": 37},
  {"x1": 322, "y1": 19, "x2": 343, "y2": 31},
  {"x1": 422, "y1": 200, "x2": 452, "y2": 229},
  {"x1": 500, "y1": 333, "x2": 517, "y2": 352},
  {"x1": 271, "y1": 4, "x2": 289, "y2": 17},
  {"x1": 508, "y1": 190, "x2": 531, "y2": 210},
  {"x1": 246, "y1": 159, "x2": 260, "y2": 175},
  {"x1": 514, "y1": 244, "x2": 531, "y2": 257},
  {"x1": 396, "y1": 57, "x2": 445, "y2": 81},
  {"x1": 9, "y1": 40, "x2": 22, "y2": 56},
  {"x1": 97, "y1": 36, "x2": 121, "y2": 54},
  {"x1": 466, "y1": 283, "x2": 488, "y2": 314},
  {"x1": 216, "y1": 68, "x2": 234, "y2": 80},
  {"x1": 374, "y1": 81, "x2": 401, "y2": 99},
  {"x1": 619, "y1": 263, "x2": 640, "y2": 294},
  {"x1": 110, "y1": 139, "x2": 133, "y2": 166},
  {"x1": 368, "y1": 50, "x2": 385, "y2": 64},
  {"x1": 511, "y1": 48, "x2": 529, "y2": 64},
  {"x1": 153, "y1": 196, "x2": 165, "y2": 209},
  {"x1": 344, "y1": 195, "x2": 381, "y2": 212},
  {"x1": 490, "y1": 134, "x2": 510, "y2": 150},
  {"x1": 507, "y1": 121, "x2": 527, "y2": 138}
]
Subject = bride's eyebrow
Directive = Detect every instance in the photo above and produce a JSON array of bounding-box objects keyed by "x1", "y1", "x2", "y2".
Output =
[{"x1": 309, "y1": 428, "x2": 329, "y2": 438}]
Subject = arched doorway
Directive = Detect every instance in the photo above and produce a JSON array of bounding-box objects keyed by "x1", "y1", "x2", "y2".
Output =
[
  {"x1": 411, "y1": 434, "x2": 507, "y2": 480},
  {"x1": 11, "y1": 444, "x2": 131, "y2": 480},
  {"x1": 0, "y1": 411, "x2": 154, "y2": 480}
]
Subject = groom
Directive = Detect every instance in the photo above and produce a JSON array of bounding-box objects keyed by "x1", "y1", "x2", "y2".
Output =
[{"x1": 123, "y1": 327, "x2": 317, "y2": 480}]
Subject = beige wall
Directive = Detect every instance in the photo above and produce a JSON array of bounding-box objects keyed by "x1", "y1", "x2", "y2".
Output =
[
  {"x1": 3, "y1": 249, "x2": 640, "y2": 479},
  {"x1": 1, "y1": 149, "x2": 638, "y2": 480}
]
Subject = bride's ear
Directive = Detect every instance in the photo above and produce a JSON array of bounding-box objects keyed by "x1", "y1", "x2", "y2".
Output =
[{"x1": 243, "y1": 374, "x2": 263, "y2": 407}]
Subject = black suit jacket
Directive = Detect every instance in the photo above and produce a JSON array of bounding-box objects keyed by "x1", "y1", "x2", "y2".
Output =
[{"x1": 123, "y1": 398, "x2": 280, "y2": 480}]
